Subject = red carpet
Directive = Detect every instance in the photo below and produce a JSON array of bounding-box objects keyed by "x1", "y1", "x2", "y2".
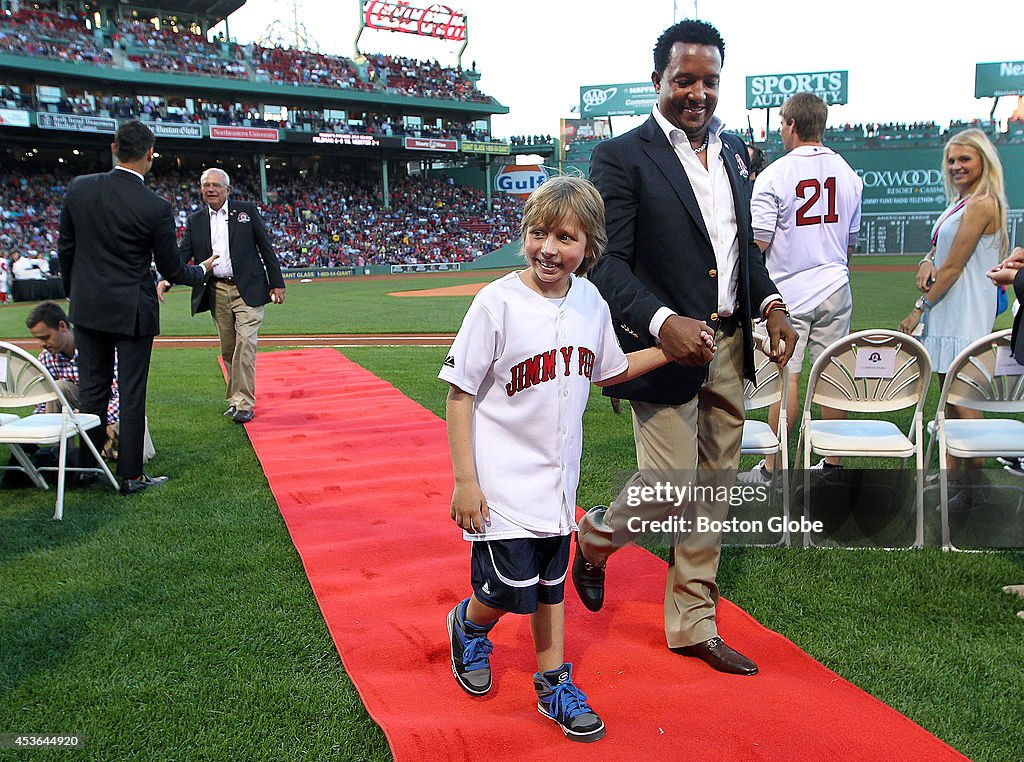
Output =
[{"x1": 243, "y1": 349, "x2": 966, "y2": 761}]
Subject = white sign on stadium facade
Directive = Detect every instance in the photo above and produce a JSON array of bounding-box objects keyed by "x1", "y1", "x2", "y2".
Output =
[
  {"x1": 151, "y1": 122, "x2": 202, "y2": 139},
  {"x1": 404, "y1": 137, "x2": 458, "y2": 151},
  {"x1": 745, "y1": 70, "x2": 849, "y2": 108},
  {"x1": 0, "y1": 108, "x2": 30, "y2": 128},
  {"x1": 37, "y1": 112, "x2": 116, "y2": 134},
  {"x1": 210, "y1": 125, "x2": 279, "y2": 142},
  {"x1": 362, "y1": 1, "x2": 467, "y2": 41}
]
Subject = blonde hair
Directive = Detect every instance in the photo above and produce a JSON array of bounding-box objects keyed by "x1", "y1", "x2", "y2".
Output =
[
  {"x1": 942, "y1": 128, "x2": 1009, "y2": 256},
  {"x1": 519, "y1": 175, "x2": 607, "y2": 275}
]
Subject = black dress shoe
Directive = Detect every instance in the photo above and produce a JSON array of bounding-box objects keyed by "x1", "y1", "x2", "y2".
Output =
[
  {"x1": 232, "y1": 408, "x2": 254, "y2": 423},
  {"x1": 120, "y1": 473, "x2": 170, "y2": 496},
  {"x1": 671, "y1": 636, "x2": 758, "y2": 675},
  {"x1": 224, "y1": 405, "x2": 237, "y2": 417},
  {"x1": 571, "y1": 531, "x2": 605, "y2": 612}
]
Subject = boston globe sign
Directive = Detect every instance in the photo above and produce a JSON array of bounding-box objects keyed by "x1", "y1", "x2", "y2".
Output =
[{"x1": 746, "y1": 70, "x2": 848, "y2": 108}]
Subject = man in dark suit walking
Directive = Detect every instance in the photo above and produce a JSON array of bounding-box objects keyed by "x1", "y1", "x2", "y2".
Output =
[
  {"x1": 58, "y1": 120, "x2": 215, "y2": 495},
  {"x1": 571, "y1": 19, "x2": 797, "y2": 675},
  {"x1": 168, "y1": 168, "x2": 284, "y2": 424}
]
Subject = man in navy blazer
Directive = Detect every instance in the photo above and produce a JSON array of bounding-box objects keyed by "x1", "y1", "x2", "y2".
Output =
[
  {"x1": 572, "y1": 19, "x2": 797, "y2": 675},
  {"x1": 58, "y1": 120, "x2": 215, "y2": 495},
  {"x1": 171, "y1": 168, "x2": 285, "y2": 424}
]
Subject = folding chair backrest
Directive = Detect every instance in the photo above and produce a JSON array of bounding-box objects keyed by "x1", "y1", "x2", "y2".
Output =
[
  {"x1": 937, "y1": 329, "x2": 1024, "y2": 414},
  {"x1": 805, "y1": 330, "x2": 931, "y2": 414},
  {"x1": 744, "y1": 332, "x2": 786, "y2": 411},
  {"x1": 0, "y1": 341, "x2": 60, "y2": 409}
]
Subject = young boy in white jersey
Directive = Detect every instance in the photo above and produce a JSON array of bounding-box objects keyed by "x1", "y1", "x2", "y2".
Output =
[{"x1": 439, "y1": 176, "x2": 708, "y2": 742}]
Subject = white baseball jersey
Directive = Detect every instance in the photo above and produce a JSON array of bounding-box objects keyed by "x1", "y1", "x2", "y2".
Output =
[
  {"x1": 751, "y1": 145, "x2": 863, "y2": 315},
  {"x1": 439, "y1": 272, "x2": 628, "y2": 541}
]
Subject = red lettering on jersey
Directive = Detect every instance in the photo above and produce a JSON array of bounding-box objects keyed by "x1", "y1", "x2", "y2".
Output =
[
  {"x1": 541, "y1": 349, "x2": 557, "y2": 382},
  {"x1": 577, "y1": 347, "x2": 596, "y2": 380},
  {"x1": 795, "y1": 177, "x2": 840, "y2": 226},
  {"x1": 560, "y1": 346, "x2": 574, "y2": 375},
  {"x1": 505, "y1": 348, "x2": 560, "y2": 396}
]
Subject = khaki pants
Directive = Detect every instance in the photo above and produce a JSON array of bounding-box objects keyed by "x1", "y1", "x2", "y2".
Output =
[
  {"x1": 578, "y1": 323, "x2": 745, "y2": 648},
  {"x1": 211, "y1": 279, "x2": 264, "y2": 412}
]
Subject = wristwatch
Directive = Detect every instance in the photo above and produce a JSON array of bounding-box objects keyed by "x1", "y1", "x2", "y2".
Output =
[{"x1": 914, "y1": 296, "x2": 933, "y2": 311}]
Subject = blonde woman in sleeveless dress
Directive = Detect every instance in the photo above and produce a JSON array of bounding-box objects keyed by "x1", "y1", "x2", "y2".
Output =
[{"x1": 900, "y1": 128, "x2": 1010, "y2": 500}]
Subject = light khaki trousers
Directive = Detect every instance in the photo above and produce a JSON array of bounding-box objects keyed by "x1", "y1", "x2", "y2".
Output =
[
  {"x1": 211, "y1": 280, "x2": 264, "y2": 412},
  {"x1": 578, "y1": 323, "x2": 745, "y2": 648}
]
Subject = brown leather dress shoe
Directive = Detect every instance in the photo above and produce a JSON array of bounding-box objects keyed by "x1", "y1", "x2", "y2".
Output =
[
  {"x1": 571, "y1": 531, "x2": 605, "y2": 612},
  {"x1": 671, "y1": 636, "x2": 758, "y2": 675}
]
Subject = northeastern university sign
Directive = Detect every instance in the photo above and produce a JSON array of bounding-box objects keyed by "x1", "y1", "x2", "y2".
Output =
[{"x1": 746, "y1": 70, "x2": 848, "y2": 108}]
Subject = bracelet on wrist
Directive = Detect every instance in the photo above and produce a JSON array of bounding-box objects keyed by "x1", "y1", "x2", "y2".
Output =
[
  {"x1": 914, "y1": 296, "x2": 933, "y2": 311},
  {"x1": 918, "y1": 257, "x2": 934, "y2": 266},
  {"x1": 763, "y1": 300, "x2": 790, "y2": 319}
]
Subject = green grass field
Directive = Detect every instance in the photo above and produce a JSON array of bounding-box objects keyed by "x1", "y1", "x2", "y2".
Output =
[{"x1": 1, "y1": 260, "x2": 1022, "y2": 760}]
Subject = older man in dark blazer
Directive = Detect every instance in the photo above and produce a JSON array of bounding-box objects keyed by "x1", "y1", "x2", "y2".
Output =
[
  {"x1": 170, "y1": 168, "x2": 284, "y2": 424},
  {"x1": 58, "y1": 120, "x2": 215, "y2": 495},
  {"x1": 572, "y1": 19, "x2": 797, "y2": 675}
]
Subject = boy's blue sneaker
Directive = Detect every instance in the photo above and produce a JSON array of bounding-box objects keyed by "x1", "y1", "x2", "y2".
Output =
[
  {"x1": 447, "y1": 598, "x2": 495, "y2": 696},
  {"x1": 533, "y1": 663, "x2": 605, "y2": 743}
]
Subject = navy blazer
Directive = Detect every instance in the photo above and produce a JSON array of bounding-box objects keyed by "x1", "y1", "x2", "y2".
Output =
[
  {"x1": 588, "y1": 116, "x2": 779, "y2": 405},
  {"x1": 178, "y1": 200, "x2": 284, "y2": 314},
  {"x1": 58, "y1": 169, "x2": 207, "y2": 336}
]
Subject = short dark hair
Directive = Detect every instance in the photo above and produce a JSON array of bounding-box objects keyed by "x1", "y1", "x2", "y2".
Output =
[
  {"x1": 780, "y1": 93, "x2": 827, "y2": 143},
  {"x1": 653, "y1": 19, "x2": 725, "y2": 74},
  {"x1": 25, "y1": 300, "x2": 68, "y2": 331},
  {"x1": 113, "y1": 120, "x2": 155, "y2": 163}
]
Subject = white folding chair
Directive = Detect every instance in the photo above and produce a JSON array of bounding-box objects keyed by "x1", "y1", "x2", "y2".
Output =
[
  {"x1": 0, "y1": 341, "x2": 118, "y2": 519},
  {"x1": 795, "y1": 330, "x2": 932, "y2": 548},
  {"x1": 922, "y1": 330, "x2": 1024, "y2": 551},
  {"x1": 741, "y1": 332, "x2": 791, "y2": 546}
]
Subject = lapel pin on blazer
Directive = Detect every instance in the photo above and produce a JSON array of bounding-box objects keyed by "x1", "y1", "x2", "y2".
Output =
[
  {"x1": 237, "y1": 212, "x2": 250, "y2": 224},
  {"x1": 734, "y1": 153, "x2": 749, "y2": 178}
]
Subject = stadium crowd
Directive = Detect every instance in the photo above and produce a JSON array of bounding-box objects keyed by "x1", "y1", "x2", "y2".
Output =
[
  {"x1": 0, "y1": 8, "x2": 493, "y2": 104},
  {"x1": 0, "y1": 165, "x2": 522, "y2": 276}
]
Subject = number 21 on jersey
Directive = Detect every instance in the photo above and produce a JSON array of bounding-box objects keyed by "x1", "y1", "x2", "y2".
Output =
[{"x1": 795, "y1": 177, "x2": 838, "y2": 226}]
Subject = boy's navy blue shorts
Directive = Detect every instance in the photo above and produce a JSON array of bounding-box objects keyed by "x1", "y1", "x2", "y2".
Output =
[{"x1": 470, "y1": 535, "x2": 570, "y2": 615}]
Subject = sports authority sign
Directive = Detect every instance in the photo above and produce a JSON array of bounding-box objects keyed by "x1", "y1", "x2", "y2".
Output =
[
  {"x1": 579, "y1": 82, "x2": 657, "y2": 118},
  {"x1": 975, "y1": 61, "x2": 1024, "y2": 97},
  {"x1": 746, "y1": 71, "x2": 849, "y2": 108},
  {"x1": 210, "y1": 125, "x2": 279, "y2": 142},
  {"x1": 362, "y1": 1, "x2": 467, "y2": 41}
]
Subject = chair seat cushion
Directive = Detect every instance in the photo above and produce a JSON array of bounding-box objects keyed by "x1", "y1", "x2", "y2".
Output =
[
  {"x1": 0, "y1": 413, "x2": 19, "y2": 426},
  {"x1": 942, "y1": 418, "x2": 1024, "y2": 458},
  {"x1": 742, "y1": 420, "x2": 780, "y2": 452},
  {"x1": 0, "y1": 413, "x2": 103, "y2": 444},
  {"x1": 807, "y1": 419, "x2": 914, "y2": 457}
]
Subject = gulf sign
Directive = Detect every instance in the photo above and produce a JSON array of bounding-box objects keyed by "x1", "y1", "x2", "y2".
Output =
[{"x1": 494, "y1": 165, "x2": 548, "y2": 198}]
